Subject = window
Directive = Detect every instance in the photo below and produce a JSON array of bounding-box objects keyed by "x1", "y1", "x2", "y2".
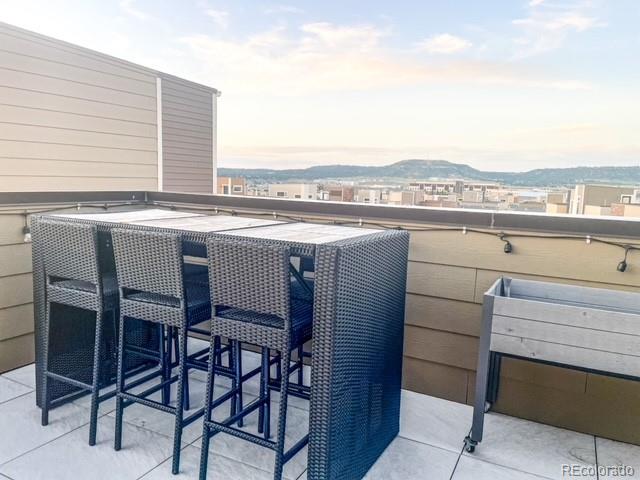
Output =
[
  {"x1": 222, "y1": 185, "x2": 229, "y2": 194},
  {"x1": 294, "y1": 194, "x2": 301, "y2": 198},
  {"x1": 276, "y1": 191, "x2": 287, "y2": 197},
  {"x1": 232, "y1": 185, "x2": 243, "y2": 193},
  {"x1": 308, "y1": 195, "x2": 313, "y2": 199}
]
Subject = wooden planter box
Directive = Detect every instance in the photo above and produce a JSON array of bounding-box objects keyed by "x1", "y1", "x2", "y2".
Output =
[{"x1": 465, "y1": 276, "x2": 640, "y2": 452}]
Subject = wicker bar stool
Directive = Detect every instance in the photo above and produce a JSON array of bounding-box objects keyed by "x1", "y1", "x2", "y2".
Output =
[
  {"x1": 39, "y1": 219, "x2": 118, "y2": 446},
  {"x1": 199, "y1": 238, "x2": 313, "y2": 480},
  {"x1": 111, "y1": 229, "x2": 212, "y2": 474}
]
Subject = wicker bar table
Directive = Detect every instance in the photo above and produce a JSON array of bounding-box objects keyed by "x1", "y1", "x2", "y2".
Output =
[
  {"x1": 31, "y1": 209, "x2": 283, "y2": 408},
  {"x1": 32, "y1": 209, "x2": 410, "y2": 480},
  {"x1": 214, "y1": 223, "x2": 410, "y2": 480}
]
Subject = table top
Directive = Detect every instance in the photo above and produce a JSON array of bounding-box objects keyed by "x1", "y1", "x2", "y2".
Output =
[
  {"x1": 216, "y1": 221, "x2": 383, "y2": 245},
  {"x1": 129, "y1": 215, "x2": 283, "y2": 233},
  {"x1": 51, "y1": 208, "x2": 202, "y2": 223},
  {"x1": 48, "y1": 208, "x2": 383, "y2": 246}
]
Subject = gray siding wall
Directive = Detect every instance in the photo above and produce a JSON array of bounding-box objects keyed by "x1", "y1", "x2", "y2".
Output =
[
  {"x1": 161, "y1": 76, "x2": 215, "y2": 193},
  {"x1": 0, "y1": 22, "x2": 159, "y2": 191},
  {"x1": 0, "y1": 22, "x2": 218, "y2": 194}
]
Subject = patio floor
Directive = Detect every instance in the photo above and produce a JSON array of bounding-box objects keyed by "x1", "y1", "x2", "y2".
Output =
[{"x1": 1, "y1": 346, "x2": 639, "y2": 480}]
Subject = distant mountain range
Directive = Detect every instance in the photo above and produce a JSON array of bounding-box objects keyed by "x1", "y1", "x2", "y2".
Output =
[{"x1": 218, "y1": 159, "x2": 640, "y2": 187}]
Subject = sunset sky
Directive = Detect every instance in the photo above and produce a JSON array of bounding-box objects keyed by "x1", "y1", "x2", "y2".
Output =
[{"x1": 2, "y1": 0, "x2": 639, "y2": 171}]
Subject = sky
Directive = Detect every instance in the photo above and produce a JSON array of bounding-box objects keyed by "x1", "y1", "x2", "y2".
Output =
[{"x1": 1, "y1": 0, "x2": 639, "y2": 171}]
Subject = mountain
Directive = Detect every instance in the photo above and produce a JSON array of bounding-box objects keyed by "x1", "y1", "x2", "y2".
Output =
[{"x1": 218, "y1": 160, "x2": 640, "y2": 187}]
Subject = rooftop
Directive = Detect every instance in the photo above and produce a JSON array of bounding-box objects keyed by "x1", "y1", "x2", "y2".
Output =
[{"x1": 2, "y1": 347, "x2": 639, "y2": 480}]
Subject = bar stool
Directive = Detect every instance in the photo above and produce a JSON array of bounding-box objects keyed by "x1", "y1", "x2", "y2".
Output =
[
  {"x1": 39, "y1": 219, "x2": 118, "y2": 446},
  {"x1": 111, "y1": 229, "x2": 212, "y2": 474},
  {"x1": 199, "y1": 238, "x2": 313, "y2": 480}
]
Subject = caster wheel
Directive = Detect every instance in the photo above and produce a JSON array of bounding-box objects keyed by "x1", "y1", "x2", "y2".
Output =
[{"x1": 463, "y1": 436, "x2": 477, "y2": 453}]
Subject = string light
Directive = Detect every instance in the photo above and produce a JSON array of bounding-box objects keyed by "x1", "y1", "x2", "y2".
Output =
[
  {"x1": 1, "y1": 200, "x2": 638, "y2": 272},
  {"x1": 499, "y1": 233, "x2": 513, "y2": 254},
  {"x1": 22, "y1": 213, "x2": 31, "y2": 243},
  {"x1": 617, "y1": 247, "x2": 631, "y2": 273}
]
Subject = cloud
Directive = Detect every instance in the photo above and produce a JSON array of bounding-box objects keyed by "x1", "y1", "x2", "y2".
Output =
[
  {"x1": 512, "y1": 1, "x2": 604, "y2": 56},
  {"x1": 205, "y1": 9, "x2": 229, "y2": 28},
  {"x1": 119, "y1": 0, "x2": 149, "y2": 21},
  {"x1": 177, "y1": 22, "x2": 591, "y2": 95},
  {"x1": 264, "y1": 5, "x2": 304, "y2": 15},
  {"x1": 417, "y1": 33, "x2": 472, "y2": 54}
]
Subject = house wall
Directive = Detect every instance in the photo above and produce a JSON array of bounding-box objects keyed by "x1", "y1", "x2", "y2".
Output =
[
  {"x1": 160, "y1": 76, "x2": 216, "y2": 194},
  {"x1": 0, "y1": 22, "x2": 217, "y2": 193}
]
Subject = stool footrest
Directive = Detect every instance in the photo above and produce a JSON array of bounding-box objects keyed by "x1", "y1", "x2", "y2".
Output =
[
  {"x1": 283, "y1": 434, "x2": 309, "y2": 463},
  {"x1": 204, "y1": 419, "x2": 277, "y2": 450},
  {"x1": 45, "y1": 371, "x2": 92, "y2": 391},
  {"x1": 119, "y1": 391, "x2": 177, "y2": 414}
]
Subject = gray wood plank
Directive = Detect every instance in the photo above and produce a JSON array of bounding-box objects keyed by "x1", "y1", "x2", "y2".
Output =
[{"x1": 490, "y1": 334, "x2": 640, "y2": 377}]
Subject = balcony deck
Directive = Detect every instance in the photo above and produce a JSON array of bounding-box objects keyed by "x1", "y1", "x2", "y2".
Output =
[{"x1": 1, "y1": 345, "x2": 638, "y2": 480}]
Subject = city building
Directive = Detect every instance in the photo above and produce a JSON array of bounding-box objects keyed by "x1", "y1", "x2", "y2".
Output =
[
  {"x1": 217, "y1": 177, "x2": 246, "y2": 195},
  {"x1": 569, "y1": 184, "x2": 637, "y2": 215},
  {"x1": 325, "y1": 186, "x2": 355, "y2": 202},
  {"x1": 387, "y1": 190, "x2": 425, "y2": 206},
  {"x1": 354, "y1": 188, "x2": 383, "y2": 204},
  {"x1": 408, "y1": 180, "x2": 501, "y2": 198},
  {"x1": 267, "y1": 183, "x2": 318, "y2": 199}
]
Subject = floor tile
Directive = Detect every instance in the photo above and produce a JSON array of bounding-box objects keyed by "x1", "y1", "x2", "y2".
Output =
[
  {"x1": 205, "y1": 401, "x2": 309, "y2": 480},
  {"x1": 363, "y1": 437, "x2": 459, "y2": 480},
  {"x1": 464, "y1": 413, "x2": 597, "y2": 480},
  {"x1": 596, "y1": 437, "x2": 640, "y2": 479},
  {"x1": 140, "y1": 444, "x2": 273, "y2": 480},
  {"x1": 0, "y1": 378, "x2": 31, "y2": 404},
  {"x1": 107, "y1": 375, "x2": 252, "y2": 446},
  {"x1": 191, "y1": 350, "x2": 311, "y2": 411},
  {"x1": 453, "y1": 455, "x2": 547, "y2": 480},
  {"x1": 1, "y1": 364, "x2": 36, "y2": 390},
  {"x1": 0, "y1": 392, "x2": 90, "y2": 465},
  {"x1": 0, "y1": 417, "x2": 174, "y2": 480},
  {"x1": 399, "y1": 389, "x2": 472, "y2": 453}
]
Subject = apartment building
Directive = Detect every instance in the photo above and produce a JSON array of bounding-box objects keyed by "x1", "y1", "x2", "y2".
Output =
[
  {"x1": 267, "y1": 183, "x2": 318, "y2": 199},
  {"x1": 217, "y1": 176, "x2": 246, "y2": 195},
  {"x1": 569, "y1": 184, "x2": 637, "y2": 215},
  {"x1": 0, "y1": 21, "x2": 219, "y2": 193}
]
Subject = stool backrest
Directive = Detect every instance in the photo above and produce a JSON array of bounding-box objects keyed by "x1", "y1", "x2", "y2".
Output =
[
  {"x1": 40, "y1": 218, "x2": 100, "y2": 287},
  {"x1": 111, "y1": 228, "x2": 185, "y2": 301},
  {"x1": 207, "y1": 238, "x2": 291, "y2": 326}
]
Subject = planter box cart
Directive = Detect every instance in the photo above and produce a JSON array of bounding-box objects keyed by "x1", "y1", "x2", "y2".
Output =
[{"x1": 465, "y1": 276, "x2": 640, "y2": 453}]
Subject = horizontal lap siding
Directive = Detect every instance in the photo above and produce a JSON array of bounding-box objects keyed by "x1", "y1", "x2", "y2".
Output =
[
  {"x1": 404, "y1": 227, "x2": 640, "y2": 444},
  {"x1": 161, "y1": 77, "x2": 213, "y2": 194},
  {"x1": 0, "y1": 22, "x2": 158, "y2": 192}
]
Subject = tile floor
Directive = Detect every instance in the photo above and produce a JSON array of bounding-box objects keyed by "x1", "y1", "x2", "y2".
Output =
[{"x1": 0, "y1": 355, "x2": 638, "y2": 480}]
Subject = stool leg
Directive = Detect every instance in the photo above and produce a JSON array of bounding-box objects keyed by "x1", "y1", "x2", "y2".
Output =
[
  {"x1": 88, "y1": 308, "x2": 104, "y2": 446},
  {"x1": 180, "y1": 328, "x2": 190, "y2": 411},
  {"x1": 114, "y1": 315, "x2": 126, "y2": 451},
  {"x1": 160, "y1": 324, "x2": 169, "y2": 406},
  {"x1": 171, "y1": 327, "x2": 188, "y2": 475},
  {"x1": 296, "y1": 345, "x2": 304, "y2": 386},
  {"x1": 273, "y1": 349, "x2": 291, "y2": 480},
  {"x1": 258, "y1": 346, "x2": 269, "y2": 436},
  {"x1": 233, "y1": 340, "x2": 244, "y2": 428},
  {"x1": 41, "y1": 301, "x2": 52, "y2": 427},
  {"x1": 198, "y1": 338, "x2": 217, "y2": 480}
]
